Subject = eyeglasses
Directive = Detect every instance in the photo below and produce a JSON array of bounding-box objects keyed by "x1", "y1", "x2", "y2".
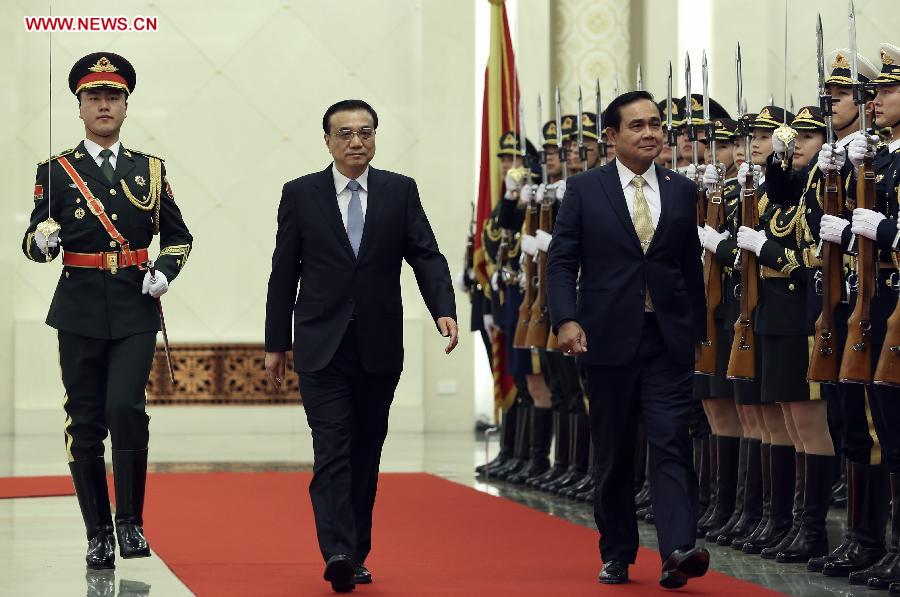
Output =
[{"x1": 331, "y1": 128, "x2": 375, "y2": 142}]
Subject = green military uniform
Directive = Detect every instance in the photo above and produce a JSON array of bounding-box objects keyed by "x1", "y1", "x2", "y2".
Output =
[{"x1": 21, "y1": 51, "x2": 192, "y2": 570}]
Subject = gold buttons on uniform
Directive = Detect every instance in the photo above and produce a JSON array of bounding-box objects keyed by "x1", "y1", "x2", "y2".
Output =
[
  {"x1": 76, "y1": 198, "x2": 82, "y2": 204},
  {"x1": 111, "y1": 214, "x2": 118, "y2": 220},
  {"x1": 109, "y1": 240, "x2": 117, "y2": 248},
  {"x1": 788, "y1": 283, "x2": 796, "y2": 291},
  {"x1": 65, "y1": 271, "x2": 69, "y2": 278},
  {"x1": 109, "y1": 188, "x2": 117, "y2": 196}
]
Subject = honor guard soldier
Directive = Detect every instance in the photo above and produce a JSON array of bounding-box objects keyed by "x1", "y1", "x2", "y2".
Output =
[{"x1": 22, "y1": 52, "x2": 193, "y2": 570}]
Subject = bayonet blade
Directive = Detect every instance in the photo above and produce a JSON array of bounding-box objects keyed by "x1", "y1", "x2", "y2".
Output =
[
  {"x1": 736, "y1": 43, "x2": 744, "y2": 118},
  {"x1": 613, "y1": 73, "x2": 620, "y2": 97},
  {"x1": 667, "y1": 61, "x2": 674, "y2": 130},
  {"x1": 702, "y1": 50, "x2": 710, "y2": 122},
  {"x1": 816, "y1": 14, "x2": 826, "y2": 97},
  {"x1": 685, "y1": 52, "x2": 693, "y2": 123},
  {"x1": 577, "y1": 85, "x2": 584, "y2": 146},
  {"x1": 636, "y1": 63, "x2": 643, "y2": 91}
]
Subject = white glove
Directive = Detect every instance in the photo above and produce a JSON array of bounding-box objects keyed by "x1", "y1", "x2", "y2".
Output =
[
  {"x1": 851, "y1": 208, "x2": 887, "y2": 240},
  {"x1": 555, "y1": 180, "x2": 567, "y2": 201},
  {"x1": 34, "y1": 230, "x2": 59, "y2": 254},
  {"x1": 702, "y1": 224, "x2": 730, "y2": 254},
  {"x1": 737, "y1": 162, "x2": 762, "y2": 188},
  {"x1": 504, "y1": 173, "x2": 521, "y2": 192},
  {"x1": 817, "y1": 143, "x2": 846, "y2": 173},
  {"x1": 520, "y1": 184, "x2": 534, "y2": 204},
  {"x1": 520, "y1": 234, "x2": 538, "y2": 256},
  {"x1": 535, "y1": 229, "x2": 552, "y2": 252},
  {"x1": 702, "y1": 164, "x2": 720, "y2": 191},
  {"x1": 848, "y1": 134, "x2": 878, "y2": 168},
  {"x1": 772, "y1": 134, "x2": 794, "y2": 160},
  {"x1": 685, "y1": 163, "x2": 698, "y2": 181},
  {"x1": 535, "y1": 183, "x2": 548, "y2": 202},
  {"x1": 483, "y1": 314, "x2": 500, "y2": 336},
  {"x1": 820, "y1": 214, "x2": 850, "y2": 244},
  {"x1": 736, "y1": 226, "x2": 767, "y2": 257},
  {"x1": 454, "y1": 271, "x2": 467, "y2": 292},
  {"x1": 141, "y1": 270, "x2": 169, "y2": 299},
  {"x1": 490, "y1": 271, "x2": 500, "y2": 292}
]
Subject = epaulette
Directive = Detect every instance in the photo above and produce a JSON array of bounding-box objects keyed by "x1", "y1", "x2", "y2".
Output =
[
  {"x1": 37, "y1": 148, "x2": 75, "y2": 166},
  {"x1": 128, "y1": 148, "x2": 165, "y2": 161}
]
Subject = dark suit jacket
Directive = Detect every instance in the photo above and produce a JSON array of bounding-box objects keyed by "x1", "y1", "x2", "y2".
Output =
[
  {"x1": 265, "y1": 165, "x2": 456, "y2": 373},
  {"x1": 546, "y1": 160, "x2": 706, "y2": 367}
]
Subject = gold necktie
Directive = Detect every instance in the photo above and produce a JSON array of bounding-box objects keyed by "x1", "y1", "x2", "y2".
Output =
[{"x1": 632, "y1": 175, "x2": 655, "y2": 310}]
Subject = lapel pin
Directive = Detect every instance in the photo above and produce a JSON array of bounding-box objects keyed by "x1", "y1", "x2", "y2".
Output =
[{"x1": 664, "y1": 175, "x2": 671, "y2": 181}]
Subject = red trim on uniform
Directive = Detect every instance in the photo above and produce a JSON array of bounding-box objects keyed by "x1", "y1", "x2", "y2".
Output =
[
  {"x1": 57, "y1": 156, "x2": 131, "y2": 251},
  {"x1": 76, "y1": 72, "x2": 129, "y2": 92},
  {"x1": 63, "y1": 248, "x2": 150, "y2": 270}
]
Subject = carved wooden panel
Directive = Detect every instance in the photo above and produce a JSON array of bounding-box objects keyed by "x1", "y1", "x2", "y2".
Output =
[{"x1": 147, "y1": 344, "x2": 300, "y2": 405}]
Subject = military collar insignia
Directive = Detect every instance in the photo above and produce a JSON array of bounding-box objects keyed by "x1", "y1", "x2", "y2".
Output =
[
  {"x1": 74, "y1": 151, "x2": 85, "y2": 160},
  {"x1": 88, "y1": 56, "x2": 119, "y2": 73},
  {"x1": 832, "y1": 52, "x2": 850, "y2": 70},
  {"x1": 123, "y1": 149, "x2": 133, "y2": 158}
]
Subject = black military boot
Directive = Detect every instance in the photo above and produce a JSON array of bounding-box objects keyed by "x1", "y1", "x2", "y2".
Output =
[
  {"x1": 695, "y1": 436, "x2": 712, "y2": 522},
  {"x1": 699, "y1": 436, "x2": 738, "y2": 539},
  {"x1": 852, "y1": 471, "x2": 899, "y2": 588},
  {"x1": 890, "y1": 581, "x2": 900, "y2": 595},
  {"x1": 697, "y1": 436, "x2": 719, "y2": 534},
  {"x1": 715, "y1": 439, "x2": 762, "y2": 546},
  {"x1": 70, "y1": 457, "x2": 115, "y2": 570},
  {"x1": 824, "y1": 461, "x2": 888, "y2": 576},
  {"x1": 743, "y1": 444, "x2": 795, "y2": 554},
  {"x1": 831, "y1": 460, "x2": 848, "y2": 509},
  {"x1": 764, "y1": 451, "x2": 804, "y2": 560},
  {"x1": 707, "y1": 437, "x2": 749, "y2": 542},
  {"x1": 776, "y1": 453, "x2": 835, "y2": 563},
  {"x1": 112, "y1": 449, "x2": 151, "y2": 559},
  {"x1": 510, "y1": 407, "x2": 553, "y2": 484},
  {"x1": 477, "y1": 402, "x2": 518, "y2": 476},
  {"x1": 543, "y1": 414, "x2": 588, "y2": 493},
  {"x1": 729, "y1": 441, "x2": 768, "y2": 549},
  {"x1": 492, "y1": 403, "x2": 530, "y2": 480},
  {"x1": 565, "y1": 443, "x2": 595, "y2": 499},
  {"x1": 731, "y1": 444, "x2": 772, "y2": 551},
  {"x1": 527, "y1": 409, "x2": 568, "y2": 487}
]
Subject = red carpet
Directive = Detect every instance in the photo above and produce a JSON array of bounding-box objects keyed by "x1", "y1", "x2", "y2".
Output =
[
  {"x1": 143, "y1": 472, "x2": 784, "y2": 596},
  {"x1": 0, "y1": 475, "x2": 74, "y2": 499}
]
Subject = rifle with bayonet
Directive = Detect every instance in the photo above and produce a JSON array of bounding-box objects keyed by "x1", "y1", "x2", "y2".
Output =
[
  {"x1": 686, "y1": 53, "x2": 705, "y2": 226},
  {"x1": 667, "y1": 61, "x2": 679, "y2": 171},
  {"x1": 874, "y1": 254, "x2": 900, "y2": 386},
  {"x1": 840, "y1": 0, "x2": 876, "y2": 384},
  {"x1": 545, "y1": 88, "x2": 566, "y2": 353},
  {"x1": 696, "y1": 51, "x2": 725, "y2": 375},
  {"x1": 463, "y1": 201, "x2": 476, "y2": 298},
  {"x1": 809, "y1": 14, "x2": 845, "y2": 383},
  {"x1": 727, "y1": 46, "x2": 760, "y2": 381},
  {"x1": 526, "y1": 186, "x2": 553, "y2": 349},
  {"x1": 514, "y1": 100, "x2": 540, "y2": 348}
]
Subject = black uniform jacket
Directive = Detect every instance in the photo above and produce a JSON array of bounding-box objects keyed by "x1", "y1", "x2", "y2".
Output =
[
  {"x1": 265, "y1": 165, "x2": 456, "y2": 373},
  {"x1": 547, "y1": 160, "x2": 706, "y2": 367},
  {"x1": 22, "y1": 141, "x2": 193, "y2": 339}
]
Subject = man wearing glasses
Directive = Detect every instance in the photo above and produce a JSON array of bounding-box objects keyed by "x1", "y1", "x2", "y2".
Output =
[{"x1": 264, "y1": 99, "x2": 458, "y2": 593}]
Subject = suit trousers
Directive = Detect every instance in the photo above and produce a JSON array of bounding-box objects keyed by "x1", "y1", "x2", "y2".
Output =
[
  {"x1": 299, "y1": 320, "x2": 400, "y2": 563},
  {"x1": 58, "y1": 331, "x2": 156, "y2": 462},
  {"x1": 582, "y1": 314, "x2": 698, "y2": 563}
]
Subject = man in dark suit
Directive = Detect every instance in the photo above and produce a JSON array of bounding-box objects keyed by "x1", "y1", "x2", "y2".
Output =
[
  {"x1": 264, "y1": 99, "x2": 457, "y2": 593},
  {"x1": 547, "y1": 91, "x2": 709, "y2": 589}
]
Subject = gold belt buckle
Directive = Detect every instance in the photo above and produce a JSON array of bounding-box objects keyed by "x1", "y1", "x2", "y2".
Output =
[{"x1": 105, "y1": 252, "x2": 118, "y2": 275}]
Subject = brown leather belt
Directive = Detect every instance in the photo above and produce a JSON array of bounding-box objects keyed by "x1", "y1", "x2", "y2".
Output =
[{"x1": 63, "y1": 247, "x2": 149, "y2": 273}]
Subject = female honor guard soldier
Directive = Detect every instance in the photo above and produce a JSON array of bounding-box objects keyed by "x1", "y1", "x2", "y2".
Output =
[{"x1": 22, "y1": 52, "x2": 192, "y2": 570}]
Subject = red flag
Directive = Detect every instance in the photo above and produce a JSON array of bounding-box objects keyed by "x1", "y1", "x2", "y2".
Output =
[{"x1": 474, "y1": 0, "x2": 520, "y2": 418}]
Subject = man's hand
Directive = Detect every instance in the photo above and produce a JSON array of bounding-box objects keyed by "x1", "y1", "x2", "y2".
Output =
[
  {"x1": 820, "y1": 214, "x2": 850, "y2": 244},
  {"x1": 265, "y1": 351, "x2": 287, "y2": 390},
  {"x1": 558, "y1": 320, "x2": 587, "y2": 355},
  {"x1": 817, "y1": 143, "x2": 846, "y2": 173},
  {"x1": 141, "y1": 270, "x2": 169, "y2": 298},
  {"x1": 702, "y1": 225, "x2": 730, "y2": 254},
  {"x1": 736, "y1": 226, "x2": 768, "y2": 257},
  {"x1": 436, "y1": 317, "x2": 459, "y2": 354},
  {"x1": 851, "y1": 208, "x2": 886, "y2": 240}
]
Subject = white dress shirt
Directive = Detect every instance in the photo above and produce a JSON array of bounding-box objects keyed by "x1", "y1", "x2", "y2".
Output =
[
  {"x1": 332, "y1": 163, "x2": 369, "y2": 230},
  {"x1": 615, "y1": 158, "x2": 661, "y2": 228},
  {"x1": 83, "y1": 138, "x2": 121, "y2": 170},
  {"x1": 890, "y1": 138, "x2": 900, "y2": 154}
]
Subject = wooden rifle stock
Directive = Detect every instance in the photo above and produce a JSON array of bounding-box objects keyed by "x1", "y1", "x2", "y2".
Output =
[
  {"x1": 526, "y1": 198, "x2": 553, "y2": 348},
  {"x1": 839, "y1": 154, "x2": 876, "y2": 384},
  {"x1": 874, "y1": 264, "x2": 900, "y2": 386},
  {"x1": 495, "y1": 231, "x2": 510, "y2": 305},
  {"x1": 513, "y1": 201, "x2": 539, "y2": 347},
  {"x1": 727, "y1": 171, "x2": 760, "y2": 380},
  {"x1": 696, "y1": 178, "x2": 724, "y2": 375},
  {"x1": 808, "y1": 168, "x2": 845, "y2": 382}
]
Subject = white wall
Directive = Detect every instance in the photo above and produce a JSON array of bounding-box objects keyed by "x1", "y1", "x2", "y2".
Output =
[{"x1": 5, "y1": 0, "x2": 477, "y2": 435}]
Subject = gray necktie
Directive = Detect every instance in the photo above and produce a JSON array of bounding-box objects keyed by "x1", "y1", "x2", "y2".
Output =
[
  {"x1": 99, "y1": 148, "x2": 115, "y2": 184},
  {"x1": 346, "y1": 179, "x2": 363, "y2": 256}
]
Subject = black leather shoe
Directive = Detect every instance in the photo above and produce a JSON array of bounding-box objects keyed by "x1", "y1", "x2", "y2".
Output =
[
  {"x1": 115, "y1": 523, "x2": 150, "y2": 559},
  {"x1": 889, "y1": 580, "x2": 900, "y2": 595},
  {"x1": 353, "y1": 564, "x2": 372, "y2": 585},
  {"x1": 660, "y1": 546, "x2": 710, "y2": 589},
  {"x1": 86, "y1": 528, "x2": 116, "y2": 570},
  {"x1": 324, "y1": 555, "x2": 355, "y2": 593},
  {"x1": 598, "y1": 560, "x2": 629, "y2": 584}
]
